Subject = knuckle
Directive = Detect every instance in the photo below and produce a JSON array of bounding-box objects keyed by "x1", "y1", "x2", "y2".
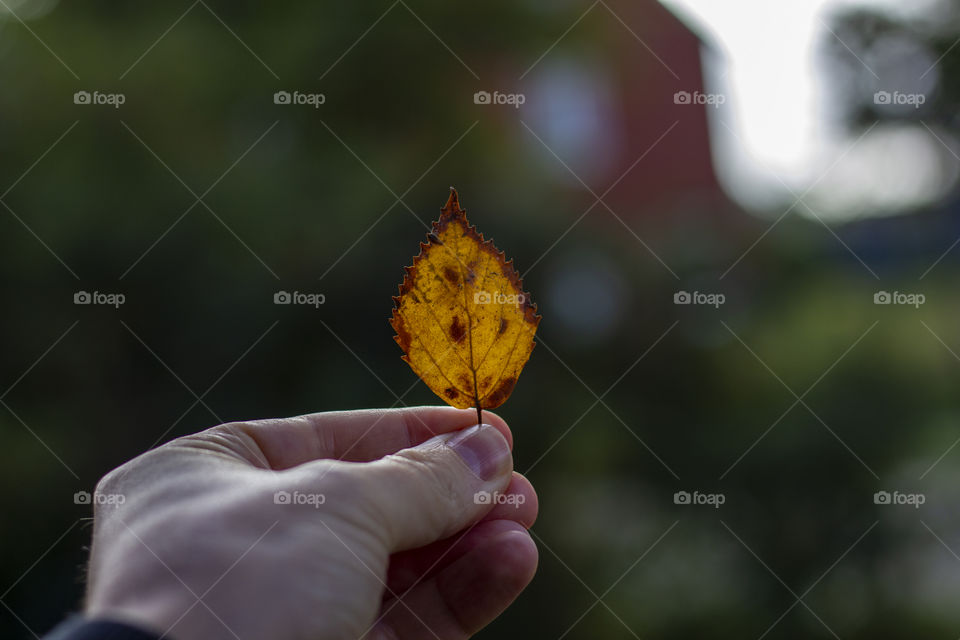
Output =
[{"x1": 172, "y1": 422, "x2": 267, "y2": 466}]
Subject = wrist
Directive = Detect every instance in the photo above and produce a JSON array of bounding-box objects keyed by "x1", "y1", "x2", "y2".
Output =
[{"x1": 45, "y1": 614, "x2": 165, "y2": 640}]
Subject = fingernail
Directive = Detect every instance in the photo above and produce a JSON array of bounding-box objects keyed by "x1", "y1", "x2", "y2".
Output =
[{"x1": 446, "y1": 424, "x2": 511, "y2": 481}]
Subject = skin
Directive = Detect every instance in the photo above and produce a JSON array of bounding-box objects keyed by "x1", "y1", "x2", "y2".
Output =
[{"x1": 84, "y1": 407, "x2": 539, "y2": 640}]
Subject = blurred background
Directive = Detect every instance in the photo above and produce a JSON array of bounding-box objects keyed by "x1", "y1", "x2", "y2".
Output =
[{"x1": 2, "y1": 0, "x2": 960, "y2": 637}]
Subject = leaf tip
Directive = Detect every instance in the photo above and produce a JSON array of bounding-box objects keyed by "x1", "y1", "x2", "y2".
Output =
[{"x1": 442, "y1": 187, "x2": 463, "y2": 215}]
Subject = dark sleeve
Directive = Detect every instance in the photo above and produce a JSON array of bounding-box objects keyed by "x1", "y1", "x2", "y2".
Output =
[{"x1": 44, "y1": 616, "x2": 164, "y2": 640}]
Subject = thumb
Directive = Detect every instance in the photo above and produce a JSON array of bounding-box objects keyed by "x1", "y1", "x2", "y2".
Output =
[{"x1": 358, "y1": 423, "x2": 513, "y2": 552}]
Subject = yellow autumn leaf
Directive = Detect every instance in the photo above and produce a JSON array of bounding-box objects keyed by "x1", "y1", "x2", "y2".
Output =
[{"x1": 390, "y1": 188, "x2": 540, "y2": 421}]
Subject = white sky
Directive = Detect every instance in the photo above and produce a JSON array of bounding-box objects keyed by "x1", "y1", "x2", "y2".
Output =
[{"x1": 661, "y1": 0, "x2": 960, "y2": 220}]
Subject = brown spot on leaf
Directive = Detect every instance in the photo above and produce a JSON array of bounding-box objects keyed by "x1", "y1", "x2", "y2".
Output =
[
  {"x1": 443, "y1": 266, "x2": 458, "y2": 284},
  {"x1": 499, "y1": 318, "x2": 508, "y2": 335},
  {"x1": 444, "y1": 387, "x2": 458, "y2": 400},
  {"x1": 484, "y1": 377, "x2": 516, "y2": 408},
  {"x1": 450, "y1": 316, "x2": 466, "y2": 343}
]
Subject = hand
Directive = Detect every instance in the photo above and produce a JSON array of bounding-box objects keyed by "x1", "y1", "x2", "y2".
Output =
[{"x1": 84, "y1": 407, "x2": 538, "y2": 640}]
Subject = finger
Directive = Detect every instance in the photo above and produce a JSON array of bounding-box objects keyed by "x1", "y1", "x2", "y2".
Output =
[
  {"x1": 383, "y1": 474, "x2": 535, "y2": 595},
  {"x1": 217, "y1": 407, "x2": 512, "y2": 469},
  {"x1": 478, "y1": 473, "x2": 538, "y2": 529},
  {"x1": 386, "y1": 519, "x2": 525, "y2": 595},
  {"x1": 348, "y1": 423, "x2": 514, "y2": 551},
  {"x1": 368, "y1": 526, "x2": 538, "y2": 639}
]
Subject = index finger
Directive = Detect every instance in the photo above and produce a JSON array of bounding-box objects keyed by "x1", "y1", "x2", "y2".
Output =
[{"x1": 220, "y1": 406, "x2": 513, "y2": 470}]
